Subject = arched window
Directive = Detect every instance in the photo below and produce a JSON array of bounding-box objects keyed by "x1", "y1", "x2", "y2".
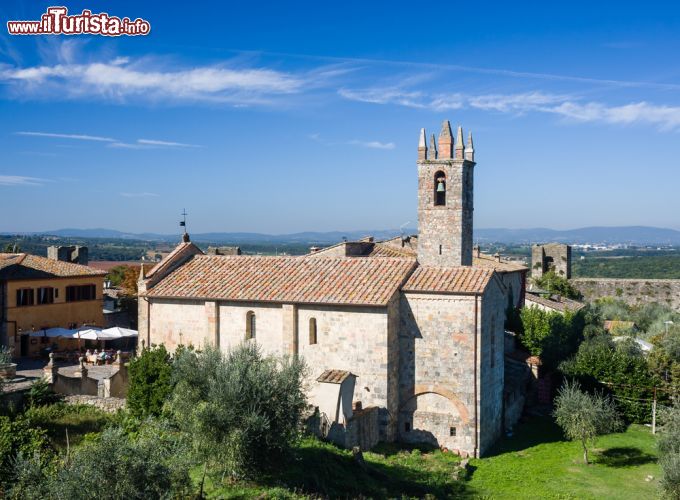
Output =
[
  {"x1": 246, "y1": 311, "x2": 256, "y2": 340},
  {"x1": 434, "y1": 171, "x2": 446, "y2": 206},
  {"x1": 309, "y1": 317, "x2": 317, "y2": 345}
]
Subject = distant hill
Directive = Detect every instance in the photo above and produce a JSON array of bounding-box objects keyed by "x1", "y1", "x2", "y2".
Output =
[
  {"x1": 5, "y1": 225, "x2": 680, "y2": 246},
  {"x1": 474, "y1": 226, "x2": 680, "y2": 245}
]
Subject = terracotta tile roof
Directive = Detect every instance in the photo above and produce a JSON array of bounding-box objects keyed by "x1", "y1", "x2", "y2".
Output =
[
  {"x1": 525, "y1": 292, "x2": 585, "y2": 313},
  {"x1": 402, "y1": 266, "x2": 494, "y2": 294},
  {"x1": 0, "y1": 253, "x2": 107, "y2": 280},
  {"x1": 317, "y1": 369, "x2": 355, "y2": 384},
  {"x1": 603, "y1": 320, "x2": 637, "y2": 332},
  {"x1": 145, "y1": 255, "x2": 417, "y2": 306},
  {"x1": 368, "y1": 244, "x2": 417, "y2": 259},
  {"x1": 145, "y1": 242, "x2": 203, "y2": 279},
  {"x1": 473, "y1": 253, "x2": 528, "y2": 273}
]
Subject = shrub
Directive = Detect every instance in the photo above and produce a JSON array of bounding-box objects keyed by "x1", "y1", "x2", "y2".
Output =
[
  {"x1": 168, "y1": 343, "x2": 307, "y2": 479},
  {"x1": 560, "y1": 338, "x2": 660, "y2": 423},
  {"x1": 532, "y1": 270, "x2": 582, "y2": 300},
  {"x1": 519, "y1": 306, "x2": 584, "y2": 368},
  {"x1": 126, "y1": 345, "x2": 173, "y2": 418},
  {"x1": 27, "y1": 379, "x2": 61, "y2": 407},
  {"x1": 553, "y1": 380, "x2": 621, "y2": 464},
  {"x1": 9, "y1": 422, "x2": 193, "y2": 500},
  {"x1": 658, "y1": 404, "x2": 680, "y2": 499},
  {"x1": 0, "y1": 347, "x2": 12, "y2": 365},
  {"x1": 0, "y1": 416, "x2": 52, "y2": 489}
]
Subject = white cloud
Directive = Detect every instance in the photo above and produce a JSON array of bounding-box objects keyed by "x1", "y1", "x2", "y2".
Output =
[
  {"x1": 120, "y1": 192, "x2": 159, "y2": 198},
  {"x1": 338, "y1": 88, "x2": 426, "y2": 108},
  {"x1": 16, "y1": 131, "x2": 115, "y2": 142},
  {"x1": 137, "y1": 139, "x2": 200, "y2": 148},
  {"x1": 0, "y1": 175, "x2": 47, "y2": 186},
  {"x1": 340, "y1": 85, "x2": 680, "y2": 131},
  {"x1": 18, "y1": 132, "x2": 201, "y2": 150},
  {"x1": 468, "y1": 92, "x2": 568, "y2": 112},
  {"x1": 0, "y1": 57, "x2": 306, "y2": 104},
  {"x1": 348, "y1": 140, "x2": 396, "y2": 150},
  {"x1": 109, "y1": 139, "x2": 201, "y2": 149},
  {"x1": 546, "y1": 101, "x2": 680, "y2": 130}
]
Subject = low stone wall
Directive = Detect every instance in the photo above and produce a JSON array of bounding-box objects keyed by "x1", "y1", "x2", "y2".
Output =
[
  {"x1": 307, "y1": 405, "x2": 380, "y2": 451},
  {"x1": 571, "y1": 278, "x2": 680, "y2": 310},
  {"x1": 345, "y1": 406, "x2": 380, "y2": 451},
  {"x1": 65, "y1": 395, "x2": 126, "y2": 413},
  {"x1": 44, "y1": 353, "x2": 129, "y2": 400}
]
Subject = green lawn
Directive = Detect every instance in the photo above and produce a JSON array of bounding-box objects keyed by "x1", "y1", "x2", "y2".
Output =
[
  {"x1": 23, "y1": 403, "x2": 115, "y2": 451},
  {"x1": 199, "y1": 417, "x2": 661, "y2": 499},
  {"x1": 467, "y1": 417, "x2": 661, "y2": 499}
]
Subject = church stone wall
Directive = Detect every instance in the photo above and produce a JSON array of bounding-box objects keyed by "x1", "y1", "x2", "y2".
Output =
[
  {"x1": 148, "y1": 299, "x2": 210, "y2": 350},
  {"x1": 398, "y1": 292, "x2": 480, "y2": 455},
  {"x1": 498, "y1": 271, "x2": 525, "y2": 310},
  {"x1": 218, "y1": 302, "x2": 284, "y2": 355},
  {"x1": 297, "y1": 303, "x2": 395, "y2": 439},
  {"x1": 479, "y1": 281, "x2": 505, "y2": 454}
]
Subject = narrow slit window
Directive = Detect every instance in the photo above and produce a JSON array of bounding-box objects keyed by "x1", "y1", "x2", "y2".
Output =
[
  {"x1": 309, "y1": 317, "x2": 317, "y2": 345},
  {"x1": 450, "y1": 426, "x2": 456, "y2": 437},
  {"x1": 246, "y1": 311, "x2": 256, "y2": 340}
]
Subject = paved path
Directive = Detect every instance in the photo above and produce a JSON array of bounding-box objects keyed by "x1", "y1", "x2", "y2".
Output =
[{"x1": 3, "y1": 358, "x2": 120, "y2": 394}]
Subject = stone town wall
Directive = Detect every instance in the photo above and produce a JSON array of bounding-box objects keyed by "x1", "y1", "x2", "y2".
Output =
[
  {"x1": 398, "y1": 293, "x2": 479, "y2": 455},
  {"x1": 571, "y1": 278, "x2": 680, "y2": 311}
]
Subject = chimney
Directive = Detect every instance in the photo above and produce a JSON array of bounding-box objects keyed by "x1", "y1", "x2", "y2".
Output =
[
  {"x1": 418, "y1": 128, "x2": 427, "y2": 160},
  {"x1": 47, "y1": 245, "x2": 88, "y2": 265},
  {"x1": 494, "y1": 252, "x2": 501, "y2": 262},
  {"x1": 310, "y1": 246, "x2": 321, "y2": 254},
  {"x1": 454, "y1": 126, "x2": 465, "y2": 160},
  {"x1": 474, "y1": 245, "x2": 481, "y2": 258},
  {"x1": 438, "y1": 120, "x2": 453, "y2": 159}
]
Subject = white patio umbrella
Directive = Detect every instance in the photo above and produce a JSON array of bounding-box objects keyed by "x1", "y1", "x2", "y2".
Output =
[
  {"x1": 75, "y1": 328, "x2": 116, "y2": 340},
  {"x1": 27, "y1": 327, "x2": 75, "y2": 337},
  {"x1": 101, "y1": 327, "x2": 138, "y2": 338}
]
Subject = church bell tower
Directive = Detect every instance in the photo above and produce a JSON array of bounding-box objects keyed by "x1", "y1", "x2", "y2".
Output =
[{"x1": 416, "y1": 120, "x2": 475, "y2": 267}]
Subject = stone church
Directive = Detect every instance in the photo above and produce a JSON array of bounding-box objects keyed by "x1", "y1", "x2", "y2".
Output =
[{"x1": 138, "y1": 120, "x2": 526, "y2": 457}]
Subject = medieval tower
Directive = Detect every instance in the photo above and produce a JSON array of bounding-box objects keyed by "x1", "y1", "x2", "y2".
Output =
[{"x1": 417, "y1": 120, "x2": 475, "y2": 267}]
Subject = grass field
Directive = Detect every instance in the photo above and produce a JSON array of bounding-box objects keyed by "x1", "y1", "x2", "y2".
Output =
[
  {"x1": 198, "y1": 416, "x2": 661, "y2": 499},
  {"x1": 467, "y1": 417, "x2": 660, "y2": 499}
]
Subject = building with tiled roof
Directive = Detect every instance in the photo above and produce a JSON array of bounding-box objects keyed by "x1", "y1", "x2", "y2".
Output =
[
  {"x1": 140, "y1": 120, "x2": 515, "y2": 458},
  {"x1": 0, "y1": 251, "x2": 106, "y2": 357},
  {"x1": 525, "y1": 291, "x2": 585, "y2": 314}
]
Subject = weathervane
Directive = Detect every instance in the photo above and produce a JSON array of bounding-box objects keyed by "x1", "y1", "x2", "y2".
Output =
[{"x1": 180, "y1": 208, "x2": 190, "y2": 242}]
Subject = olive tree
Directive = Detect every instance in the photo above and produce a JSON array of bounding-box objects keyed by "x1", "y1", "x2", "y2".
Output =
[
  {"x1": 553, "y1": 380, "x2": 621, "y2": 464},
  {"x1": 168, "y1": 343, "x2": 307, "y2": 479}
]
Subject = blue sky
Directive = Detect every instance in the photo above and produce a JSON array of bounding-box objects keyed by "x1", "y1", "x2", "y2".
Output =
[{"x1": 1, "y1": 0, "x2": 680, "y2": 234}]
